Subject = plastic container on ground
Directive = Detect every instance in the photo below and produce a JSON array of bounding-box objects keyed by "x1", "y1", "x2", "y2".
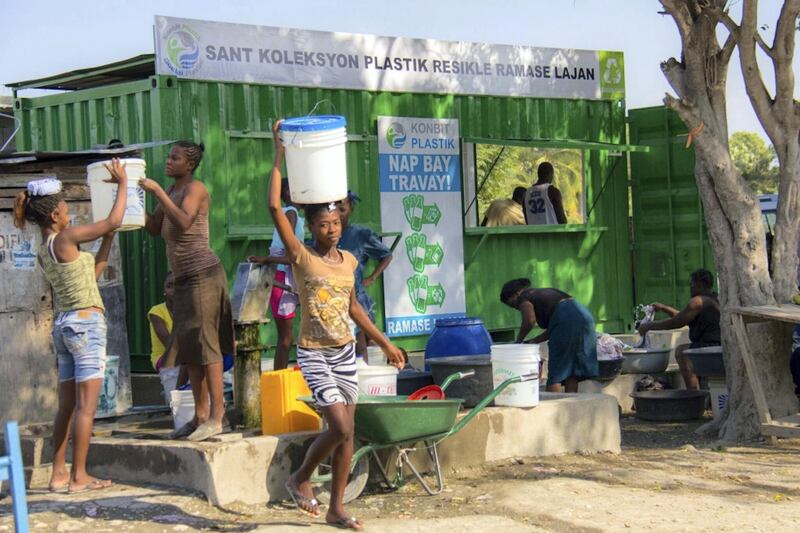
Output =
[
  {"x1": 96, "y1": 355, "x2": 120, "y2": 418},
  {"x1": 425, "y1": 317, "x2": 492, "y2": 369},
  {"x1": 709, "y1": 377, "x2": 728, "y2": 418},
  {"x1": 357, "y1": 365, "x2": 399, "y2": 396},
  {"x1": 261, "y1": 368, "x2": 321, "y2": 435},
  {"x1": 491, "y1": 344, "x2": 540, "y2": 407},
  {"x1": 169, "y1": 389, "x2": 210, "y2": 430},
  {"x1": 279, "y1": 116, "x2": 348, "y2": 204},
  {"x1": 87, "y1": 158, "x2": 146, "y2": 231},
  {"x1": 365, "y1": 345, "x2": 388, "y2": 365}
]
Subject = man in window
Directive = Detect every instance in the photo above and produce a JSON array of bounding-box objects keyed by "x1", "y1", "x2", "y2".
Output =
[
  {"x1": 481, "y1": 186, "x2": 526, "y2": 227},
  {"x1": 524, "y1": 162, "x2": 567, "y2": 225}
]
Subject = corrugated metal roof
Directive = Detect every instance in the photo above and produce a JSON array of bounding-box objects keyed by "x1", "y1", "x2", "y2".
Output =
[{"x1": 7, "y1": 55, "x2": 155, "y2": 91}]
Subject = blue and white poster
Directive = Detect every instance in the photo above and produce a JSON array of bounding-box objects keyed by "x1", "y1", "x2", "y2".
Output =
[{"x1": 378, "y1": 116, "x2": 466, "y2": 337}]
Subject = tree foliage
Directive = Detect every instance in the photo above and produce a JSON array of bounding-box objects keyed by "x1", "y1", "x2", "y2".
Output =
[{"x1": 729, "y1": 131, "x2": 778, "y2": 193}]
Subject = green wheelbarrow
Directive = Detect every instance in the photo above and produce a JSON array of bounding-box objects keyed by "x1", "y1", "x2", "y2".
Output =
[{"x1": 301, "y1": 370, "x2": 538, "y2": 503}]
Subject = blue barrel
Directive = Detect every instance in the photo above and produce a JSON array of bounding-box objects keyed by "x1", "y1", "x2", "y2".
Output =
[{"x1": 425, "y1": 317, "x2": 492, "y2": 366}]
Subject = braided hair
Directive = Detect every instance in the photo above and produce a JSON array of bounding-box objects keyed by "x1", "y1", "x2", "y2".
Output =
[
  {"x1": 13, "y1": 190, "x2": 64, "y2": 229},
  {"x1": 174, "y1": 140, "x2": 205, "y2": 173}
]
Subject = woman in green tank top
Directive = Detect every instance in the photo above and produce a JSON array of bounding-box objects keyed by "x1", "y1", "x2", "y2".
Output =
[{"x1": 13, "y1": 162, "x2": 129, "y2": 495}]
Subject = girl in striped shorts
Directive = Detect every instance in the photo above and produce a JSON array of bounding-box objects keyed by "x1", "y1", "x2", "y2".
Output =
[{"x1": 269, "y1": 119, "x2": 404, "y2": 530}]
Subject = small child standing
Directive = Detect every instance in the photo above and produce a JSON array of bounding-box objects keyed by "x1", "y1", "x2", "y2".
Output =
[
  {"x1": 248, "y1": 178, "x2": 304, "y2": 370},
  {"x1": 13, "y1": 161, "x2": 128, "y2": 494},
  {"x1": 148, "y1": 271, "x2": 188, "y2": 402}
]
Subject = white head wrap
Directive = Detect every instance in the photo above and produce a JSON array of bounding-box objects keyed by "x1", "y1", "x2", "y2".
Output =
[{"x1": 27, "y1": 177, "x2": 62, "y2": 197}]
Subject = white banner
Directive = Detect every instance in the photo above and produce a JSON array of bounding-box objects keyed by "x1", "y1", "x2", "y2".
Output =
[
  {"x1": 154, "y1": 16, "x2": 625, "y2": 100},
  {"x1": 378, "y1": 116, "x2": 466, "y2": 337}
]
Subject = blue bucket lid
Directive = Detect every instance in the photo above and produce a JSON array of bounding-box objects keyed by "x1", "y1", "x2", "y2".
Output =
[
  {"x1": 434, "y1": 317, "x2": 484, "y2": 328},
  {"x1": 279, "y1": 115, "x2": 347, "y2": 132}
]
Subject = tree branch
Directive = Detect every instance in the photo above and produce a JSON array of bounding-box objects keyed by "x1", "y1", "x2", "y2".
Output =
[
  {"x1": 660, "y1": 0, "x2": 693, "y2": 44},
  {"x1": 772, "y1": 0, "x2": 800, "y2": 109},
  {"x1": 661, "y1": 58, "x2": 688, "y2": 99},
  {"x1": 739, "y1": 0, "x2": 780, "y2": 143}
]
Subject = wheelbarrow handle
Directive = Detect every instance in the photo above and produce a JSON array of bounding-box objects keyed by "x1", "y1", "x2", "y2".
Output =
[{"x1": 440, "y1": 370, "x2": 476, "y2": 392}]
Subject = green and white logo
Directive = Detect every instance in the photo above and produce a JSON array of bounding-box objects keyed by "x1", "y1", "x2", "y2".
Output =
[
  {"x1": 599, "y1": 51, "x2": 625, "y2": 101},
  {"x1": 386, "y1": 122, "x2": 407, "y2": 149},
  {"x1": 163, "y1": 23, "x2": 202, "y2": 76}
]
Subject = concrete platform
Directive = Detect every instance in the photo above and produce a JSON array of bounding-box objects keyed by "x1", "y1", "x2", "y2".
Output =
[{"x1": 84, "y1": 392, "x2": 620, "y2": 508}]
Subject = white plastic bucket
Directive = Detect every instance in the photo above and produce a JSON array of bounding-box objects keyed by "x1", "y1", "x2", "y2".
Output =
[
  {"x1": 169, "y1": 389, "x2": 211, "y2": 430},
  {"x1": 159, "y1": 367, "x2": 181, "y2": 406},
  {"x1": 357, "y1": 365, "x2": 398, "y2": 396},
  {"x1": 366, "y1": 345, "x2": 388, "y2": 365},
  {"x1": 96, "y1": 355, "x2": 120, "y2": 418},
  {"x1": 279, "y1": 116, "x2": 348, "y2": 204},
  {"x1": 87, "y1": 158, "x2": 146, "y2": 231},
  {"x1": 491, "y1": 344, "x2": 540, "y2": 408},
  {"x1": 709, "y1": 377, "x2": 728, "y2": 418}
]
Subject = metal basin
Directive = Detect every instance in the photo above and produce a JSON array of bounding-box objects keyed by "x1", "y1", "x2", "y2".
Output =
[
  {"x1": 630, "y1": 390, "x2": 708, "y2": 421},
  {"x1": 621, "y1": 348, "x2": 671, "y2": 374}
]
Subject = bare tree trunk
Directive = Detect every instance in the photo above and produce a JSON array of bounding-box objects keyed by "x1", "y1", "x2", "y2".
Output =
[{"x1": 660, "y1": 0, "x2": 799, "y2": 441}]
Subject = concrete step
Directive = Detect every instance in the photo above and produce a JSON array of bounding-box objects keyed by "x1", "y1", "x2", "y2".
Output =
[{"x1": 85, "y1": 392, "x2": 620, "y2": 508}]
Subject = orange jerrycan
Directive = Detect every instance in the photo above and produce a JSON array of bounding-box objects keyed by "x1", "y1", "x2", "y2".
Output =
[{"x1": 260, "y1": 368, "x2": 321, "y2": 435}]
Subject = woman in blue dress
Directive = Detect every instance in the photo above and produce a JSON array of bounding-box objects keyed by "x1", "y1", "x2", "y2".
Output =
[
  {"x1": 500, "y1": 278, "x2": 598, "y2": 392},
  {"x1": 337, "y1": 191, "x2": 393, "y2": 360}
]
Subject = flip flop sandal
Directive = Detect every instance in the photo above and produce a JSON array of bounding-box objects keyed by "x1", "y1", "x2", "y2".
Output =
[
  {"x1": 169, "y1": 420, "x2": 198, "y2": 440},
  {"x1": 284, "y1": 480, "x2": 320, "y2": 517},
  {"x1": 68, "y1": 479, "x2": 112, "y2": 495},
  {"x1": 48, "y1": 483, "x2": 69, "y2": 493},
  {"x1": 186, "y1": 422, "x2": 224, "y2": 442},
  {"x1": 327, "y1": 517, "x2": 363, "y2": 530}
]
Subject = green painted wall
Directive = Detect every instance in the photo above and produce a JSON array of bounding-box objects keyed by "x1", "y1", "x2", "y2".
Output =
[{"x1": 15, "y1": 75, "x2": 634, "y2": 371}]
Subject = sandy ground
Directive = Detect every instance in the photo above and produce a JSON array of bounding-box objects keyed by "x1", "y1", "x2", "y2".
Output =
[{"x1": 2, "y1": 417, "x2": 799, "y2": 532}]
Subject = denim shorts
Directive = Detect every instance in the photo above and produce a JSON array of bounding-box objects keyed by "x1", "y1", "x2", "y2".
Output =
[{"x1": 53, "y1": 309, "x2": 108, "y2": 383}]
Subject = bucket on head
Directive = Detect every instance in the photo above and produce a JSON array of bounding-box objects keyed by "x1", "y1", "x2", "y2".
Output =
[
  {"x1": 96, "y1": 355, "x2": 120, "y2": 418},
  {"x1": 491, "y1": 344, "x2": 540, "y2": 408},
  {"x1": 87, "y1": 158, "x2": 146, "y2": 231},
  {"x1": 169, "y1": 389, "x2": 209, "y2": 430},
  {"x1": 278, "y1": 116, "x2": 348, "y2": 204},
  {"x1": 357, "y1": 365, "x2": 399, "y2": 396}
]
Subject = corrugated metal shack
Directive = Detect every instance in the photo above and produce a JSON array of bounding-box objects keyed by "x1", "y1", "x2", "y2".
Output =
[{"x1": 0, "y1": 147, "x2": 136, "y2": 423}]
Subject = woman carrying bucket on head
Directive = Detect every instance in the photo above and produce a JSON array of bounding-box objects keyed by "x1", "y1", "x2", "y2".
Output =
[
  {"x1": 337, "y1": 190, "x2": 394, "y2": 361},
  {"x1": 500, "y1": 278, "x2": 598, "y2": 393},
  {"x1": 139, "y1": 141, "x2": 235, "y2": 442},
  {"x1": 270, "y1": 118, "x2": 404, "y2": 530},
  {"x1": 13, "y1": 163, "x2": 128, "y2": 494}
]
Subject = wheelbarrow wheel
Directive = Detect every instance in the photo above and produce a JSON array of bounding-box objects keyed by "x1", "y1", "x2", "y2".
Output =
[{"x1": 312, "y1": 452, "x2": 370, "y2": 504}]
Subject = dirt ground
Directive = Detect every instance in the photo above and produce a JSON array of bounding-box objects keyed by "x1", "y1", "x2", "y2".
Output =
[{"x1": 2, "y1": 416, "x2": 799, "y2": 532}]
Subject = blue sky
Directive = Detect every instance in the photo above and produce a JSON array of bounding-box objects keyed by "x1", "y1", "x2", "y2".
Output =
[{"x1": 1, "y1": 0, "x2": 794, "y2": 141}]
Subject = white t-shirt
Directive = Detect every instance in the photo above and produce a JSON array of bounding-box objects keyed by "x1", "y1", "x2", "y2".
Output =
[{"x1": 524, "y1": 184, "x2": 559, "y2": 225}]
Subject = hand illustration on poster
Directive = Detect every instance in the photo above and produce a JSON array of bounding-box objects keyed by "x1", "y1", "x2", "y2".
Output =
[
  {"x1": 402, "y1": 194, "x2": 442, "y2": 231},
  {"x1": 405, "y1": 233, "x2": 444, "y2": 273},
  {"x1": 406, "y1": 274, "x2": 446, "y2": 314}
]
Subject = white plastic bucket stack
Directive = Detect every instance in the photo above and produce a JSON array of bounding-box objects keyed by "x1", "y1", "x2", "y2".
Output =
[
  {"x1": 87, "y1": 158, "x2": 146, "y2": 231},
  {"x1": 279, "y1": 115, "x2": 348, "y2": 203},
  {"x1": 366, "y1": 345, "x2": 388, "y2": 365},
  {"x1": 491, "y1": 344, "x2": 540, "y2": 407},
  {"x1": 357, "y1": 364, "x2": 398, "y2": 396}
]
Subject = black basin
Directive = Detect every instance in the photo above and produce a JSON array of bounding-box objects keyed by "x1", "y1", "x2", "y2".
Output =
[
  {"x1": 630, "y1": 390, "x2": 709, "y2": 421},
  {"x1": 684, "y1": 346, "x2": 725, "y2": 377},
  {"x1": 596, "y1": 358, "x2": 624, "y2": 381},
  {"x1": 427, "y1": 356, "x2": 493, "y2": 408},
  {"x1": 397, "y1": 369, "x2": 435, "y2": 396}
]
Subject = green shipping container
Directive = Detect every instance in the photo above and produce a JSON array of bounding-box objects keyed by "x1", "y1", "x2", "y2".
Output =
[{"x1": 10, "y1": 56, "x2": 703, "y2": 372}]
